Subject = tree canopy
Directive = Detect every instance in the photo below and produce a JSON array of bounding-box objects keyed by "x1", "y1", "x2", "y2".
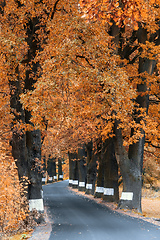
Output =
[{"x1": 0, "y1": 0, "x2": 160, "y2": 233}]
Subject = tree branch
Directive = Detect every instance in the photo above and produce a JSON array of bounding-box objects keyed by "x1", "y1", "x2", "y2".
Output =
[
  {"x1": 149, "y1": 99, "x2": 160, "y2": 104},
  {"x1": 144, "y1": 149, "x2": 160, "y2": 158},
  {"x1": 76, "y1": 55, "x2": 95, "y2": 69},
  {"x1": 41, "y1": 117, "x2": 48, "y2": 145},
  {"x1": 51, "y1": 0, "x2": 60, "y2": 20},
  {"x1": 145, "y1": 140, "x2": 160, "y2": 149}
]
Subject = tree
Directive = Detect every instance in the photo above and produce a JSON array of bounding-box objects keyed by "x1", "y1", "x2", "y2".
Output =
[
  {"x1": 77, "y1": 146, "x2": 87, "y2": 191},
  {"x1": 94, "y1": 139, "x2": 104, "y2": 198},
  {"x1": 0, "y1": 0, "x2": 65, "y2": 211},
  {"x1": 102, "y1": 138, "x2": 119, "y2": 202}
]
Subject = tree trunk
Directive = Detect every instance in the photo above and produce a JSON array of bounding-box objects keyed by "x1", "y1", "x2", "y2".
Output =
[
  {"x1": 52, "y1": 160, "x2": 57, "y2": 181},
  {"x1": 68, "y1": 152, "x2": 77, "y2": 186},
  {"x1": 85, "y1": 141, "x2": 97, "y2": 195},
  {"x1": 42, "y1": 156, "x2": 47, "y2": 184},
  {"x1": 77, "y1": 147, "x2": 87, "y2": 191},
  {"x1": 102, "y1": 139, "x2": 119, "y2": 202},
  {"x1": 26, "y1": 130, "x2": 42, "y2": 199},
  {"x1": 58, "y1": 158, "x2": 63, "y2": 180},
  {"x1": 94, "y1": 140, "x2": 104, "y2": 198},
  {"x1": 114, "y1": 126, "x2": 143, "y2": 211},
  {"x1": 25, "y1": 74, "x2": 43, "y2": 211},
  {"x1": 72, "y1": 156, "x2": 79, "y2": 189},
  {"x1": 9, "y1": 69, "x2": 28, "y2": 196},
  {"x1": 10, "y1": 66, "x2": 43, "y2": 210},
  {"x1": 47, "y1": 157, "x2": 56, "y2": 182}
]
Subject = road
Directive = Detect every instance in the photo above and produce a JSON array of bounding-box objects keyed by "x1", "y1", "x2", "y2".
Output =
[{"x1": 41, "y1": 180, "x2": 159, "y2": 240}]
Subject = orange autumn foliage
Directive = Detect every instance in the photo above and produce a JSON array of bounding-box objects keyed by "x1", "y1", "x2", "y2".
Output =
[
  {"x1": 0, "y1": 0, "x2": 159, "y2": 223},
  {"x1": 20, "y1": 0, "x2": 160, "y2": 155},
  {"x1": 0, "y1": 142, "x2": 28, "y2": 234},
  {"x1": 0, "y1": 0, "x2": 158, "y2": 157},
  {"x1": 79, "y1": 0, "x2": 160, "y2": 31}
]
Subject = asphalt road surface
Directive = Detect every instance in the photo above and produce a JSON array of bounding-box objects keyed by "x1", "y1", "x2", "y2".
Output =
[{"x1": 42, "y1": 180, "x2": 160, "y2": 240}]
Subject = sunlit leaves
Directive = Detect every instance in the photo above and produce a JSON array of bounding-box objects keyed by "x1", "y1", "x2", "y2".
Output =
[
  {"x1": 0, "y1": 143, "x2": 28, "y2": 234},
  {"x1": 1, "y1": 0, "x2": 159, "y2": 166},
  {"x1": 79, "y1": 0, "x2": 160, "y2": 32}
]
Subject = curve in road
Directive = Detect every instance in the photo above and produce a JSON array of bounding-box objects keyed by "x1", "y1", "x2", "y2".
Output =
[{"x1": 41, "y1": 180, "x2": 160, "y2": 240}]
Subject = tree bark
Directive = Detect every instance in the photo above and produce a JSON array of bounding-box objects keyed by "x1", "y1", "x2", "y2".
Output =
[
  {"x1": 114, "y1": 125, "x2": 143, "y2": 211},
  {"x1": 94, "y1": 140, "x2": 104, "y2": 198},
  {"x1": 22, "y1": 16, "x2": 44, "y2": 211},
  {"x1": 9, "y1": 68, "x2": 28, "y2": 196},
  {"x1": 52, "y1": 160, "x2": 57, "y2": 181},
  {"x1": 47, "y1": 157, "x2": 56, "y2": 182},
  {"x1": 26, "y1": 130, "x2": 42, "y2": 199},
  {"x1": 72, "y1": 156, "x2": 79, "y2": 189},
  {"x1": 102, "y1": 139, "x2": 119, "y2": 202},
  {"x1": 85, "y1": 141, "x2": 97, "y2": 195},
  {"x1": 68, "y1": 152, "x2": 77, "y2": 186},
  {"x1": 77, "y1": 146, "x2": 87, "y2": 191},
  {"x1": 58, "y1": 158, "x2": 63, "y2": 180},
  {"x1": 25, "y1": 77, "x2": 43, "y2": 202}
]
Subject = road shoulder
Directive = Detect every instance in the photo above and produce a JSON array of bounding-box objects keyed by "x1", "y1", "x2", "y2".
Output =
[
  {"x1": 29, "y1": 207, "x2": 52, "y2": 240},
  {"x1": 68, "y1": 187, "x2": 160, "y2": 228}
]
